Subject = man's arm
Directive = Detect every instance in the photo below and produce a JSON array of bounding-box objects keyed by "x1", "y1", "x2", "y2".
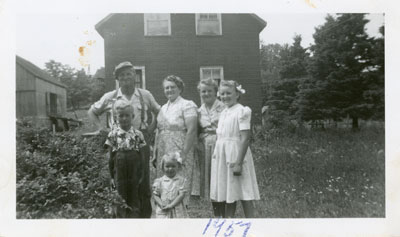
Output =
[
  {"x1": 146, "y1": 91, "x2": 161, "y2": 133},
  {"x1": 87, "y1": 107, "x2": 104, "y2": 134},
  {"x1": 83, "y1": 91, "x2": 115, "y2": 136}
]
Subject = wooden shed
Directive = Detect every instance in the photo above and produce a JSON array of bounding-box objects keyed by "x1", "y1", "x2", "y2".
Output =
[{"x1": 16, "y1": 55, "x2": 67, "y2": 126}]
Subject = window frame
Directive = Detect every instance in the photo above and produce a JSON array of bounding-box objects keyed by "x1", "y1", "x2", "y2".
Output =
[
  {"x1": 144, "y1": 13, "x2": 171, "y2": 36},
  {"x1": 195, "y1": 13, "x2": 222, "y2": 36},
  {"x1": 199, "y1": 66, "x2": 224, "y2": 86},
  {"x1": 133, "y1": 66, "x2": 146, "y2": 89}
]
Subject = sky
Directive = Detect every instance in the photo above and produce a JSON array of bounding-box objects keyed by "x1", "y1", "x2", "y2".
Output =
[{"x1": 16, "y1": 13, "x2": 384, "y2": 75}]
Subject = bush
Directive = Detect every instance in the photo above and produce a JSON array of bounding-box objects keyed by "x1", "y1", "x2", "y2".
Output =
[{"x1": 16, "y1": 118, "x2": 123, "y2": 218}]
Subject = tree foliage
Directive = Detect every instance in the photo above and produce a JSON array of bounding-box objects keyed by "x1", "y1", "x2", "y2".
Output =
[
  {"x1": 296, "y1": 14, "x2": 384, "y2": 128},
  {"x1": 262, "y1": 35, "x2": 310, "y2": 128},
  {"x1": 45, "y1": 61, "x2": 107, "y2": 109}
]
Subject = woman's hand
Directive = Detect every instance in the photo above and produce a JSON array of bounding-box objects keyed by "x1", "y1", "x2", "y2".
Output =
[
  {"x1": 162, "y1": 203, "x2": 173, "y2": 210},
  {"x1": 110, "y1": 179, "x2": 116, "y2": 190},
  {"x1": 232, "y1": 163, "x2": 243, "y2": 176}
]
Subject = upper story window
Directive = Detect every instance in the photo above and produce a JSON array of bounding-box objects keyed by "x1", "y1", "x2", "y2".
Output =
[
  {"x1": 200, "y1": 66, "x2": 224, "y2": 86},
  {"x1": 196, "y1": 14, "x2": 222, "y2": 35},
  {"x1": 144, "y1": 14, "x2": 171, "y2": 36}
]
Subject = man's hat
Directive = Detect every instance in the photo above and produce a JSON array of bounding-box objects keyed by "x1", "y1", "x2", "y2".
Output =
[{"x1": 114, "y1": 61, "x2": 133, "y2": 78}]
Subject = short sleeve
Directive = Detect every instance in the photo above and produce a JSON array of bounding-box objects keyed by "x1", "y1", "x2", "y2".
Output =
[
  {"x1": 145, "y1": 90, "x2": 161, "y2": 113},
  {"x1": 238, "y1": 106, "x2": 252, "y2": 130},
  {"x1": 91, "y1": 90, "x2": 116, "y2": 116},
  {"x1": 135, "y1": 130, "x2": 147, "y2": 148},
  {"x1": 105, "y1": 130, "x2": 116, "y2": 150},
  {"x1": 182, "y1": 100, "x2": 198, "y2": 119},
  {"x1": 178, "y1": 177, "x2": 188, "y2": 195},
  {"x1": 152, "y1": 178, "x2": 162, "y2": 196}
]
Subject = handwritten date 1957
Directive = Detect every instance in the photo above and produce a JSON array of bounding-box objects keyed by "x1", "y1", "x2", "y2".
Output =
[{"x1": 202, "y1": 218, "x2": 252, "y2": 237}]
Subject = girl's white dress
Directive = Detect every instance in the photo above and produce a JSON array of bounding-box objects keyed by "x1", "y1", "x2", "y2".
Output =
[{"x1": 210, "y1": 103, "x2": 260, "y2": 203}]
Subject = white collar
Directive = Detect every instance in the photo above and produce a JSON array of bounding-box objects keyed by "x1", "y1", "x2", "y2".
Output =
[
  {"x1": 167, "y1": 96, "x2": 182, "y2": 106},
  {"x1": 116, "y1": 88, "x2": 140, "y2": 99}
]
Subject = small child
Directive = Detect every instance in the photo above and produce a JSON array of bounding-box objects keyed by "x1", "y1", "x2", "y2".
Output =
[
  {"x1": 105, "y1": 100, "x2": 146, "y2": 218},
  {"x1": 210, "y1": 80, "x2": 260, "y2": 218},
  {"x1": 152, "y1": 152, "x2": 188, "y2": 218}
]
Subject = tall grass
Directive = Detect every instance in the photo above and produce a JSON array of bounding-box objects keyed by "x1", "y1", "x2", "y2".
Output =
[
  {"x1": 190, "y1": 127, "x2": 384, "y2": 218},
  {"x1": 248, "y1": 127, "x2": 385, "y2": 218}
]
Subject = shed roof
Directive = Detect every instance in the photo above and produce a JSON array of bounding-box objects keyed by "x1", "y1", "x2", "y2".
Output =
[
  {"x1": 16, "y1": 55, "x2": 67, "y2": 88},
  {"x1": 95, "y1": 13, "x2": 267, "y2": 38}
]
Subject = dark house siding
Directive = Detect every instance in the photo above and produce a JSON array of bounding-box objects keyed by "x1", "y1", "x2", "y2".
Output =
[{"x1": 98, "y1": 13, "x2": 265, "y2": 119}]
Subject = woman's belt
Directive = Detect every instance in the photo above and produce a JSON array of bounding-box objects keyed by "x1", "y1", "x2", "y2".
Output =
[
  {"x1": 158, "y1": 127, "x2": 187, "y2": 132},
  {"x1": 199, "y1": 130, "x2": 216, "y2": 139}
]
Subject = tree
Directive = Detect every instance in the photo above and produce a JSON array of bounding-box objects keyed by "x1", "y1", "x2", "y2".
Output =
[
  {"x1": 45, "y1": 60, "x2": 76, "y2": 86},
  {"x1": 362, "y1": 25, "x2": 384, "y2": 120},
  {"x1": 260, "y1": 43, "x2": 288, "y2": 105},
  {"x1": 263, "y1": 35, "x2": 310, "y2": 127},
  {"x1": 90, "y1": 67, "x2": 107, "y2": 102},
  {"x1": 300, "y1": 14, "x2": 378, "y2": 129},
  {"x1": 45, "y1": 60, "x2": 93, "y2": 109}
]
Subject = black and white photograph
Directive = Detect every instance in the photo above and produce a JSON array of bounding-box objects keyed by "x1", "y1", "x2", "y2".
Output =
[{"x1": 2, "y1": 0, "x2": 400, "y2": 236}]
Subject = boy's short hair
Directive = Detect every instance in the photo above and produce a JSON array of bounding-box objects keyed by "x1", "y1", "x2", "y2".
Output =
[
  {"x1": 161, "y1": 152, "x2": 182, "y2": 172},
  {"x1": 114, "y1": 99, "x2": 134, "y2": 115}
]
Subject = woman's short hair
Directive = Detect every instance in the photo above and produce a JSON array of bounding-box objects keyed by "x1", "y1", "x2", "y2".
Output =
[
  {"x1": 163, "y1": 75, "x2": 185, "y2": 93},
  {"x1": 197, "y1": 78, "x2": 219, "y2": 94},
  {"x1": 161, "y1": 152, "x2": 182, "y2": 172}
]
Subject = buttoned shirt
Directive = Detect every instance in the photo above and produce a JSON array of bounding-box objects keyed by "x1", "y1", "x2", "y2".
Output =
[
  {"x1": 105, "y1": 126, "x2": 147, "y2": 152},
  {"x1": 198, "y1": 99, "x2": 225, "y2": 138},
  {"x1": 91, "y1": 88, "x2": 160, "y2": 130}
]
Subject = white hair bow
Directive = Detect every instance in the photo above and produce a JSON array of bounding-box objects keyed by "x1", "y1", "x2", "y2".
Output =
[{"x1": 236, "y1": 84, "x2": 246, "y2": 94}]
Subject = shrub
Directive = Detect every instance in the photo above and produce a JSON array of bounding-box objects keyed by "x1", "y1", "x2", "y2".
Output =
[{"x1": 16, "y1": 118, "x2": 122, "y2": 218}]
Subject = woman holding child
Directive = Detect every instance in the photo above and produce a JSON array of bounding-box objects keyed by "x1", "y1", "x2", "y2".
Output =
[{"x1": 153, "y1": 75, "x2": 198, "y2": 208}]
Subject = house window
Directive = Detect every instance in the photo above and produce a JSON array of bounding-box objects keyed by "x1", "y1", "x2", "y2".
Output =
[
  {"x1": 133, "y1": 66, "x2": 146, "y2": 89},
  {"x1": 144, "y1": 14, "x2": 171, "y2": 36},
  {"x1": 196, "y1": 14, "x2": 222, "y2": 35},
  {"x1": 200, "y1": 66, "x2": 224, "y2": 86}
]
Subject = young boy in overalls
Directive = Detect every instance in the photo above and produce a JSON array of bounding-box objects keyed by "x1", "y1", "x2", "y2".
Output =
[{"x1": 105, "y1": 100, "x2": 146, "y2": 218}]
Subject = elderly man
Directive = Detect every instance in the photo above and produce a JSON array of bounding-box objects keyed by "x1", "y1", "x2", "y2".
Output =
[{"x1": 87, "y1": 61, "x2": 160, "y2": 218}]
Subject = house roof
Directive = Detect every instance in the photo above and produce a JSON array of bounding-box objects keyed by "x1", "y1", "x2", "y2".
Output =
[
  {"x1": 95, "y1": 13, "x2": 267, "y2": 37},
  {"x1": 250, "y1": 14, "x2": 267, "y2": 29},
  {"x1": 16, "y1": 55, "x2": 67, "y2": 88}
]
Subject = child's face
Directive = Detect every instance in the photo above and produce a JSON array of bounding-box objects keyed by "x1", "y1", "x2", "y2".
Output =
[
  {"x1": 117, "y1": 108, "x2": 133, "y2": 130},
  {"x1": 163, "y1": 159, "x2": 178, "y2": 178},
  {"x1": 219, "y1": 85, "x2": 239, "y2": 107}
]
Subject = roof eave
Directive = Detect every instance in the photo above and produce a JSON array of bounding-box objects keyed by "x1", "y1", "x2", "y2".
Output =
[
  {"x1": 251, "y1": 14, "x2": 267, "y2": 32},
  {"x1": 95, "y1": 13, "x2": 116, "y2": 38}
]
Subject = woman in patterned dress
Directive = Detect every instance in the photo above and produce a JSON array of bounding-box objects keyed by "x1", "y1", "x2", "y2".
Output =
[
  {"x1": 195, "y1": 78, "x2": 226, "y2": 216},
  {"x1": 153, "y1": 75, "x2": 198, "y2": 206}
]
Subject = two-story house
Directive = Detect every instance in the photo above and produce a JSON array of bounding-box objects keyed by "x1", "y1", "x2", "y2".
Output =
[{"x1": 95, "y1": 13, "x2": 266, "y2": 119}]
